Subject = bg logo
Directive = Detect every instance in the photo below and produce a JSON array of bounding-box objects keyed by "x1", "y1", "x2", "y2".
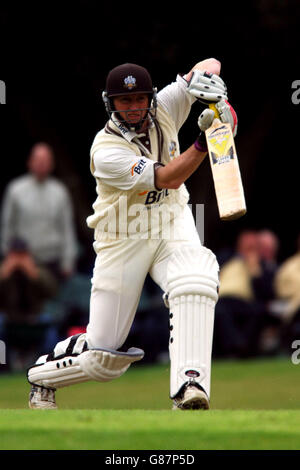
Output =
[
  {"x1": 0, "y1": 340, "x2": 6, "y2": 364},
  {"x1": 291, "y1": 80, "x2": 300, "y2": 105},
  {"x1": 0, "y1": 81, "x2": 6, "y2": 104},
  {"x1": 291, "y1": 340, "x2": 300, "y2": 364}
]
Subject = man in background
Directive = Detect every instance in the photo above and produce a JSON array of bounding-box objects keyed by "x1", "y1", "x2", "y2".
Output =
[
  {"x1": 0, "y1": 142, "x2": 78, "y2": 280},
  {"x1": 214, "y1": 230, "x2": 279, "y2": 357}
]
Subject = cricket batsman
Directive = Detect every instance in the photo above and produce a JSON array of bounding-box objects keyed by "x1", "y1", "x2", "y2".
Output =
[{"x1": 27, "y1": 58, "x2": 238, "y2": 410}]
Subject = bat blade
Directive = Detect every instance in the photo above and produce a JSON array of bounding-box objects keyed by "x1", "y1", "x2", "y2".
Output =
[{"x1": 205, "y1": 114, "x2": 246, "y2": 221}]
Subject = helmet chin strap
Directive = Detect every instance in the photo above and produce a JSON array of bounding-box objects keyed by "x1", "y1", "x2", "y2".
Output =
[{"x1": 127, "y1": 117, "x2": 147, "y2": 132}]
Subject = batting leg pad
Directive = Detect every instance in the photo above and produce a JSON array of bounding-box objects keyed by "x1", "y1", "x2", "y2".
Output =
[
  {"x1": 27, "y1": 346, "x2": 144, "y2": 389},
  {"x1": 167, "y1": 244, "x2": 219, "y2": 399}
]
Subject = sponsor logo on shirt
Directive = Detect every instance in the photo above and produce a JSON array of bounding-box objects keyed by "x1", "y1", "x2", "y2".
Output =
[
  {"x1": 131, "y1": 158, "x2": 147, "y2": 176},
  {"x1": 138, "y1": 188, "x2": 169, "y2": 205},
  {"x1": 117, "y1": 122, "x2": 130, "y2": 136}
]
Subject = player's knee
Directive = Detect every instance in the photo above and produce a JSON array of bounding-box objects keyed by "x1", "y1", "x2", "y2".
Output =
[
  {"x1": 166, "y1": 244, "x2": 219, "y2": 302},
  {"x1": 86, "y1": 327, "x2": 120, "y2": 351}
]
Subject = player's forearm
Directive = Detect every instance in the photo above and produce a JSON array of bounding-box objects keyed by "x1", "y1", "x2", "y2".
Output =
[{"x1": 155, "y1": 145, "x2": 207, "y2": 190}]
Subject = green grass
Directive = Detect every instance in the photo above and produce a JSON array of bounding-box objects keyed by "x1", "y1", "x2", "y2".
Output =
[
  {"x1": 1, "y1": 409, "x2": 300, "y2": 450},
  {"x1": 0, "y1": 357, "x2": 300, "y2": 449}
]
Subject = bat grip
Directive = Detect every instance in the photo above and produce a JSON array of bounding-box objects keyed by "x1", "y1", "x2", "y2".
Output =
[{"x1": 209, "y1": 103, "x2": 220, "y2": 120}]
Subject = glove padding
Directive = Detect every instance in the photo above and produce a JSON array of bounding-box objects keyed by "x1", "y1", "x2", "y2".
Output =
[
  {"x1": 187, "y1": 70, "x2": 228, "y2": 103},
  {"x1": 198, "y1": 99, "x2": 238, "y2": 137}
]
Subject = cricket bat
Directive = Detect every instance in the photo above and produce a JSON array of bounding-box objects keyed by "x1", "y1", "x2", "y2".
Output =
[{"x1": 205, "y1": 103, "x2": 247, "y2": 221}]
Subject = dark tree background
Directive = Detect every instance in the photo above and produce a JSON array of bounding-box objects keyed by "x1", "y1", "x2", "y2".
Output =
[{"x1": 0, "y1": 0, "x2": 299, "y2": 269}]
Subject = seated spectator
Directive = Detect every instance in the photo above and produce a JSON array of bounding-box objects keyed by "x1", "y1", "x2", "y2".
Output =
[
  {"x1": 0, "y1": 238, "x2": 59, "y2": 369},
  {"x1": 214, "y1": 229, "x2": 279, "y2": 358},
  {"x1": 255, "y1": 230, "x2": 282, "y2": 352},
  {"x1": 257, "y1": 229, "x2": 279, "y2": 269},
  {"x1": 274, "y1": 234, "x2": 300, "y2": 350},
  {"x1": 0, "y1": 142, "x2": 78, "y2": 281}
]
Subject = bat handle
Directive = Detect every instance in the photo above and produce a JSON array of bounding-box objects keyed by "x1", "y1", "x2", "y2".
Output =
[{"x1": 209, "y1": 103, "x2": 220, "y2": 120}]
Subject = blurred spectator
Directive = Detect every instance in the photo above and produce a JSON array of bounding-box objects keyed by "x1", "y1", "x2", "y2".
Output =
[
  {"x1": 213, "y1": 229, "x2": 279, "y2": 358},
  {"x1": 274, "y1": 234, "x2": 300, "y2": 349},
  {"x1": 257, "y1": 229, "x2": 279, "y2": 266},
  {"x1": 251, "y1": 229, "x2": 279, "y2": 303},
  {"x1": 0, "y1": 142, "x2": 78, "y2": 280},
  {"x1": 0, "y1": 238, "x2": 58, "y2": 321},
  {"x1": 0, "y1": 142, "x2": 81, "y2": 366},
  {"x1": 0, "y1": 238, "x2": 59, "y2": 369},
  {"x1": 255, "y1": 229, "x2": 282, "y2": 353}
]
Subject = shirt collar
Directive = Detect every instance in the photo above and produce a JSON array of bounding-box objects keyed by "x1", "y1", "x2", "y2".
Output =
[{"x1": 108, "y1": 113, "x2": 155, "y2": 143}]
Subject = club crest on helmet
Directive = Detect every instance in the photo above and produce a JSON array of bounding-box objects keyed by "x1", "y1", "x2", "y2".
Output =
[{"x1": 124, "y1": 75, "x2": 137, "y2": 90}]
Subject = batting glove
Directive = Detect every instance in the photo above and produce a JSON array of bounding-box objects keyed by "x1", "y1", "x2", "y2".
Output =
[
  {"x1": 215, "y1": 99, "x2": 238, "y2": 137},
  {"x1": 187, "y1": 70, "x2": 228, "y2": 103},
  {"x1": 198, "y1": 99, "x2": 238, "y2": 137}
]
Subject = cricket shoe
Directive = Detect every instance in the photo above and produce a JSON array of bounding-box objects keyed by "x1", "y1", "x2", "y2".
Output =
[
  {"x1": 29, "y1": 385, "x2": 57, "y2": 409},
  {"x1": 172, "y1": 384, "x2": 209, "y2": 410}
]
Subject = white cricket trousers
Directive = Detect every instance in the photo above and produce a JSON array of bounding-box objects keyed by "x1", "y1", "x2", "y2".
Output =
[{"x1": 86, "y1": 205, "x2": 201, "y2": 350}]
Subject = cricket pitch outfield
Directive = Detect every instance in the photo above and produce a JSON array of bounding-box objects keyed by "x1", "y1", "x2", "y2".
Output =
[{"x1": 0, "y1": 357, "x2": 300, "y2": 450}]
